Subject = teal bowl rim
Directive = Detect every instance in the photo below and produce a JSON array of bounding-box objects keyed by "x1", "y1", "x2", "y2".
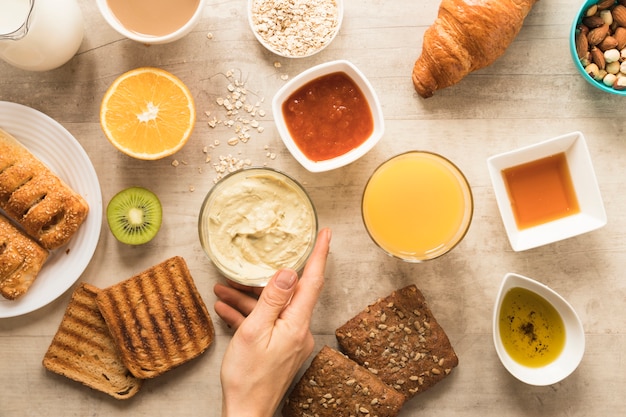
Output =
[{"x1": 570, "y1": 0, "x2": 626, "y2": 96}]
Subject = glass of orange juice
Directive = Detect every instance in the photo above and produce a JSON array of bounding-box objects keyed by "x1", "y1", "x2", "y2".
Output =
[{"x1": 362, "y1": 151, "x2": 473, "y2": 262}]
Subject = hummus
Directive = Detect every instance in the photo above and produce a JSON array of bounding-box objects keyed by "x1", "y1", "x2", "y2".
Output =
[{"x1": 201, "y1": 169, "x2": 317, "y2": 285}]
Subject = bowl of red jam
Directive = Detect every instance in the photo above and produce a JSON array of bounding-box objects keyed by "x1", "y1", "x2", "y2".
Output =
[{"x1": 272, "y1": 60, "x2": 384, "y2": 172}]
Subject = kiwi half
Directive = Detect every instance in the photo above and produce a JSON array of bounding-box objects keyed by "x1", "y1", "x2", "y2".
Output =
[{"x1": 106, "y1": 187, "x2": 162, "y2": 245}]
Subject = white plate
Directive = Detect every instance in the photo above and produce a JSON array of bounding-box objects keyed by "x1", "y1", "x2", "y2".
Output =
[{"x1": 0, "y1": 101, "x2": 102, "y2": 318}]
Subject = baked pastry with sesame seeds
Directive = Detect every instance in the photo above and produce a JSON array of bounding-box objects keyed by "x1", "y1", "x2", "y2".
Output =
[
  {"x1": 335, "y1": 285, "x2": 458, "y2": 399},
  {"x1": 282, "y1": 345, "x2": 405, "y2": 417},
  {"x1": 0, "y1": 128, "x2": 89, "y2": 250},
  {"x1": 0, "y1": 213, "x2": 48, "y2": 300}
]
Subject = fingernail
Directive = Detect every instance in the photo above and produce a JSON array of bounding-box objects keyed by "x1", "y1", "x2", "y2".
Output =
[
  {"x1": 275, "y1": 269, "x2": 297, "y2": 290},
  {"x1": 324, "y1": 227, "x2": 332, "y2": 243}
]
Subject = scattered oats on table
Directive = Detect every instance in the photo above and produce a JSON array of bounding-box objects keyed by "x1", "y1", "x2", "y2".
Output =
[
  {"x1": 201, "y1": 70, "x2": 277, "y2": 183},
  {"x1": 205, "y1": 70, "x2": 267, "y2": 145}
]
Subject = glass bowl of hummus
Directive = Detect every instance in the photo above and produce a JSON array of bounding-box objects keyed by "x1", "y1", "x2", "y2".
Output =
[{"x1": 198, "y1": 167, "x2": 318, "y2": 286}]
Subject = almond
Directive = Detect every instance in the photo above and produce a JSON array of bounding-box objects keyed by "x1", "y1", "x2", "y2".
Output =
[
  {"x1": 591, "y1": 46, "x2": 606, "y2": 69},
  {"x1": 588, "y1": 24, "x2": 610, "y2": 45},
  {"x1": 614, "y1": 26, "x2": 626, "y2": 49},
  {"x1": 613, "y1": 5, "x2": 626, "y2": 27},
  {"x1": 598, "y1": 35, "x2": 619, "y2": 51},
  {"x1": 583, "y1": 15, "x2": 605, "y2": 28},
  {"x1": 597, "y1": 0, "x2": 615, "y2": 11},
  {"x1": 576, "y1": 31, "x2": 590, "y2": 59}
]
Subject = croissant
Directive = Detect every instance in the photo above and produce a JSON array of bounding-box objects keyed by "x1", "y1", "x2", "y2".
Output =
[{"x1": 412, "y1": 0, "x2": 539, "y2": 98}]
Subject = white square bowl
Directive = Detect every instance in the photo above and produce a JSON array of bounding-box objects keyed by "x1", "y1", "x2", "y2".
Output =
[
  {"x1": 272, "y1": 60, "x2": 384, "y2": 172},
  {"x1": 487, "y1": 131, "x2": 607, "y2": 251}
]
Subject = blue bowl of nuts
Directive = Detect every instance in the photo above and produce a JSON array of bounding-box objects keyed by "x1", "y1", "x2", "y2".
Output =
[{"x1": 571, "y1": 0, "x2": 626, "y2": 95}]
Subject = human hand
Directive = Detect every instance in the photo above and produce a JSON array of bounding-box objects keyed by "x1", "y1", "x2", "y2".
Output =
[{"x1": 214, "y1": 227, "x2": 332, "y2": 417}]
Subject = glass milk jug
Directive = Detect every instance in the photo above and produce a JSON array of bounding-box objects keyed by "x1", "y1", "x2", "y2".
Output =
[{"x1": 0, "y1": 0, "x2": 84, "y2": 71}]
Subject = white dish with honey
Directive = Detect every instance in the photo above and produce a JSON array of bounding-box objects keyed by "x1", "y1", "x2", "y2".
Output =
[
  {"x1": 493, "y1": 273, "x2": 585, "y2": 386},
  {"x1": 487, "y1": 131, "x2": 606, "y2": 251}
]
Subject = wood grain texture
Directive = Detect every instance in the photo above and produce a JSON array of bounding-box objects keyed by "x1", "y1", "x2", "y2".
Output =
[{"x1": 1, "y1": 0, "x2": 625, "y2": 416}]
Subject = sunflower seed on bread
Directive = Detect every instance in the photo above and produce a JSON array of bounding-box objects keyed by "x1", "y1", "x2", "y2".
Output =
[
  {"x1": 335, "y1": 285, "x2": 458, "y2": 399},
  {"x1": 283, "y1": 346, "x2": 405, "y2": 417}
]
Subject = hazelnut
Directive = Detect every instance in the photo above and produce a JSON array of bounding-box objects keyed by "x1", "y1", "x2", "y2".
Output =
[{"x1": 604, "y1": 48, "x2": 621, "y2": 63}]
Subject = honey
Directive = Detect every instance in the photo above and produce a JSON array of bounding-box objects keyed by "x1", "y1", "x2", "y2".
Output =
[
  {"x1": 498, "y1": 287, "x2": 566, "y2": 367},
  {"x1": 502, "y1": 152, "x2": 580, "y2": 230}
]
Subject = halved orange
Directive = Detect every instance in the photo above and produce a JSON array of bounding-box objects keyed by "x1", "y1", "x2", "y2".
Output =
[{"x1": 100, "y1": 67, "x2": 196, "y2": 160}]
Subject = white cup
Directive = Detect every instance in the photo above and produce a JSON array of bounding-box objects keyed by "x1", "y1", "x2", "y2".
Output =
[{"x1": 96, "y1": 0, "x2": 205, "y2": 45}]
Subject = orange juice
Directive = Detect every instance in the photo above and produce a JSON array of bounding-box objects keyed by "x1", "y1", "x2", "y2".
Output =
[{"x1": 362, "y1": 151, "x2": 473, "y2": 261}]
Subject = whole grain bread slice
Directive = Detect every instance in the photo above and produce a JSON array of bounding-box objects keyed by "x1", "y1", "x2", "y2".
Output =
[
  {"x1": 283, "y1": 345, "x2": 405, "y2": 417},
  {"x1": 96, "y1": 256, "x2": 215, "y2": 379},
  {"x1": 335, "y1": 285, "x2": 458, "y2": 399},
  {"x1": 42, "y1": 283, "x2": 142, "y2": 399}
]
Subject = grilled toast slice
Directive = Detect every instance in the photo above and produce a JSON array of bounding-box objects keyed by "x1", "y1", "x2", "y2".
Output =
[
  {"x1": 0, "y1": 213, "x2": 48, "y2": 300},
  {"x1": 96, "y1": 256, "x2": 215, "y2": 379},
  {"x1": 43, "y1": 283, "x2": 142, "y2": 399},
  {"x1": 0, "y1": 128, "x2": 89, "y2": 250}
]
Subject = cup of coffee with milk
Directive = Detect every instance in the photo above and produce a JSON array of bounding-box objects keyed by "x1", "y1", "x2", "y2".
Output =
[{"x1": 97, "y1": 0, "x2": 205, "y2": 44}]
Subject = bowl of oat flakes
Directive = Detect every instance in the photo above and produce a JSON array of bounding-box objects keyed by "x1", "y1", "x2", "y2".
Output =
[{"x1": 248, "y1": 0, "x2": 343, "y2": 58}]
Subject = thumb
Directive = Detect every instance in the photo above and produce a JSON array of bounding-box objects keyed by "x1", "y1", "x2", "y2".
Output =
[{"x1": 249, "y1": 269, "x2": 297, "y2": 326}]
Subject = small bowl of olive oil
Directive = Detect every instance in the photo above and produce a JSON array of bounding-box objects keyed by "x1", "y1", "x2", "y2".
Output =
[{"x1": 493, "y1": 273, "x2": 585, "y2": 386}]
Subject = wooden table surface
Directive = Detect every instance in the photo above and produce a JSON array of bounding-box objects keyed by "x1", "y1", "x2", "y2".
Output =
[{"x1": 1, "y1": 0, "x2": 625, "y2": 416}]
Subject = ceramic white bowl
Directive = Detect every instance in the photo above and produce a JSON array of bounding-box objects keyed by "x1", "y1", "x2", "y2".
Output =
[
  {"x1": 272, "y1": 60, "x2": 384, "y2": 172},
  {"x1": 96, "y1": 0, "x2": 205, "y2": 45},
  {"x1": 493, "y1": 273, "x2": 585, "y2": 386},
  {"x1": 487, "y1": 131, "x2": 606, "y2": 251},
  {"x1": 247, "y1": 0, "x2": 343, "y2": 58}
]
